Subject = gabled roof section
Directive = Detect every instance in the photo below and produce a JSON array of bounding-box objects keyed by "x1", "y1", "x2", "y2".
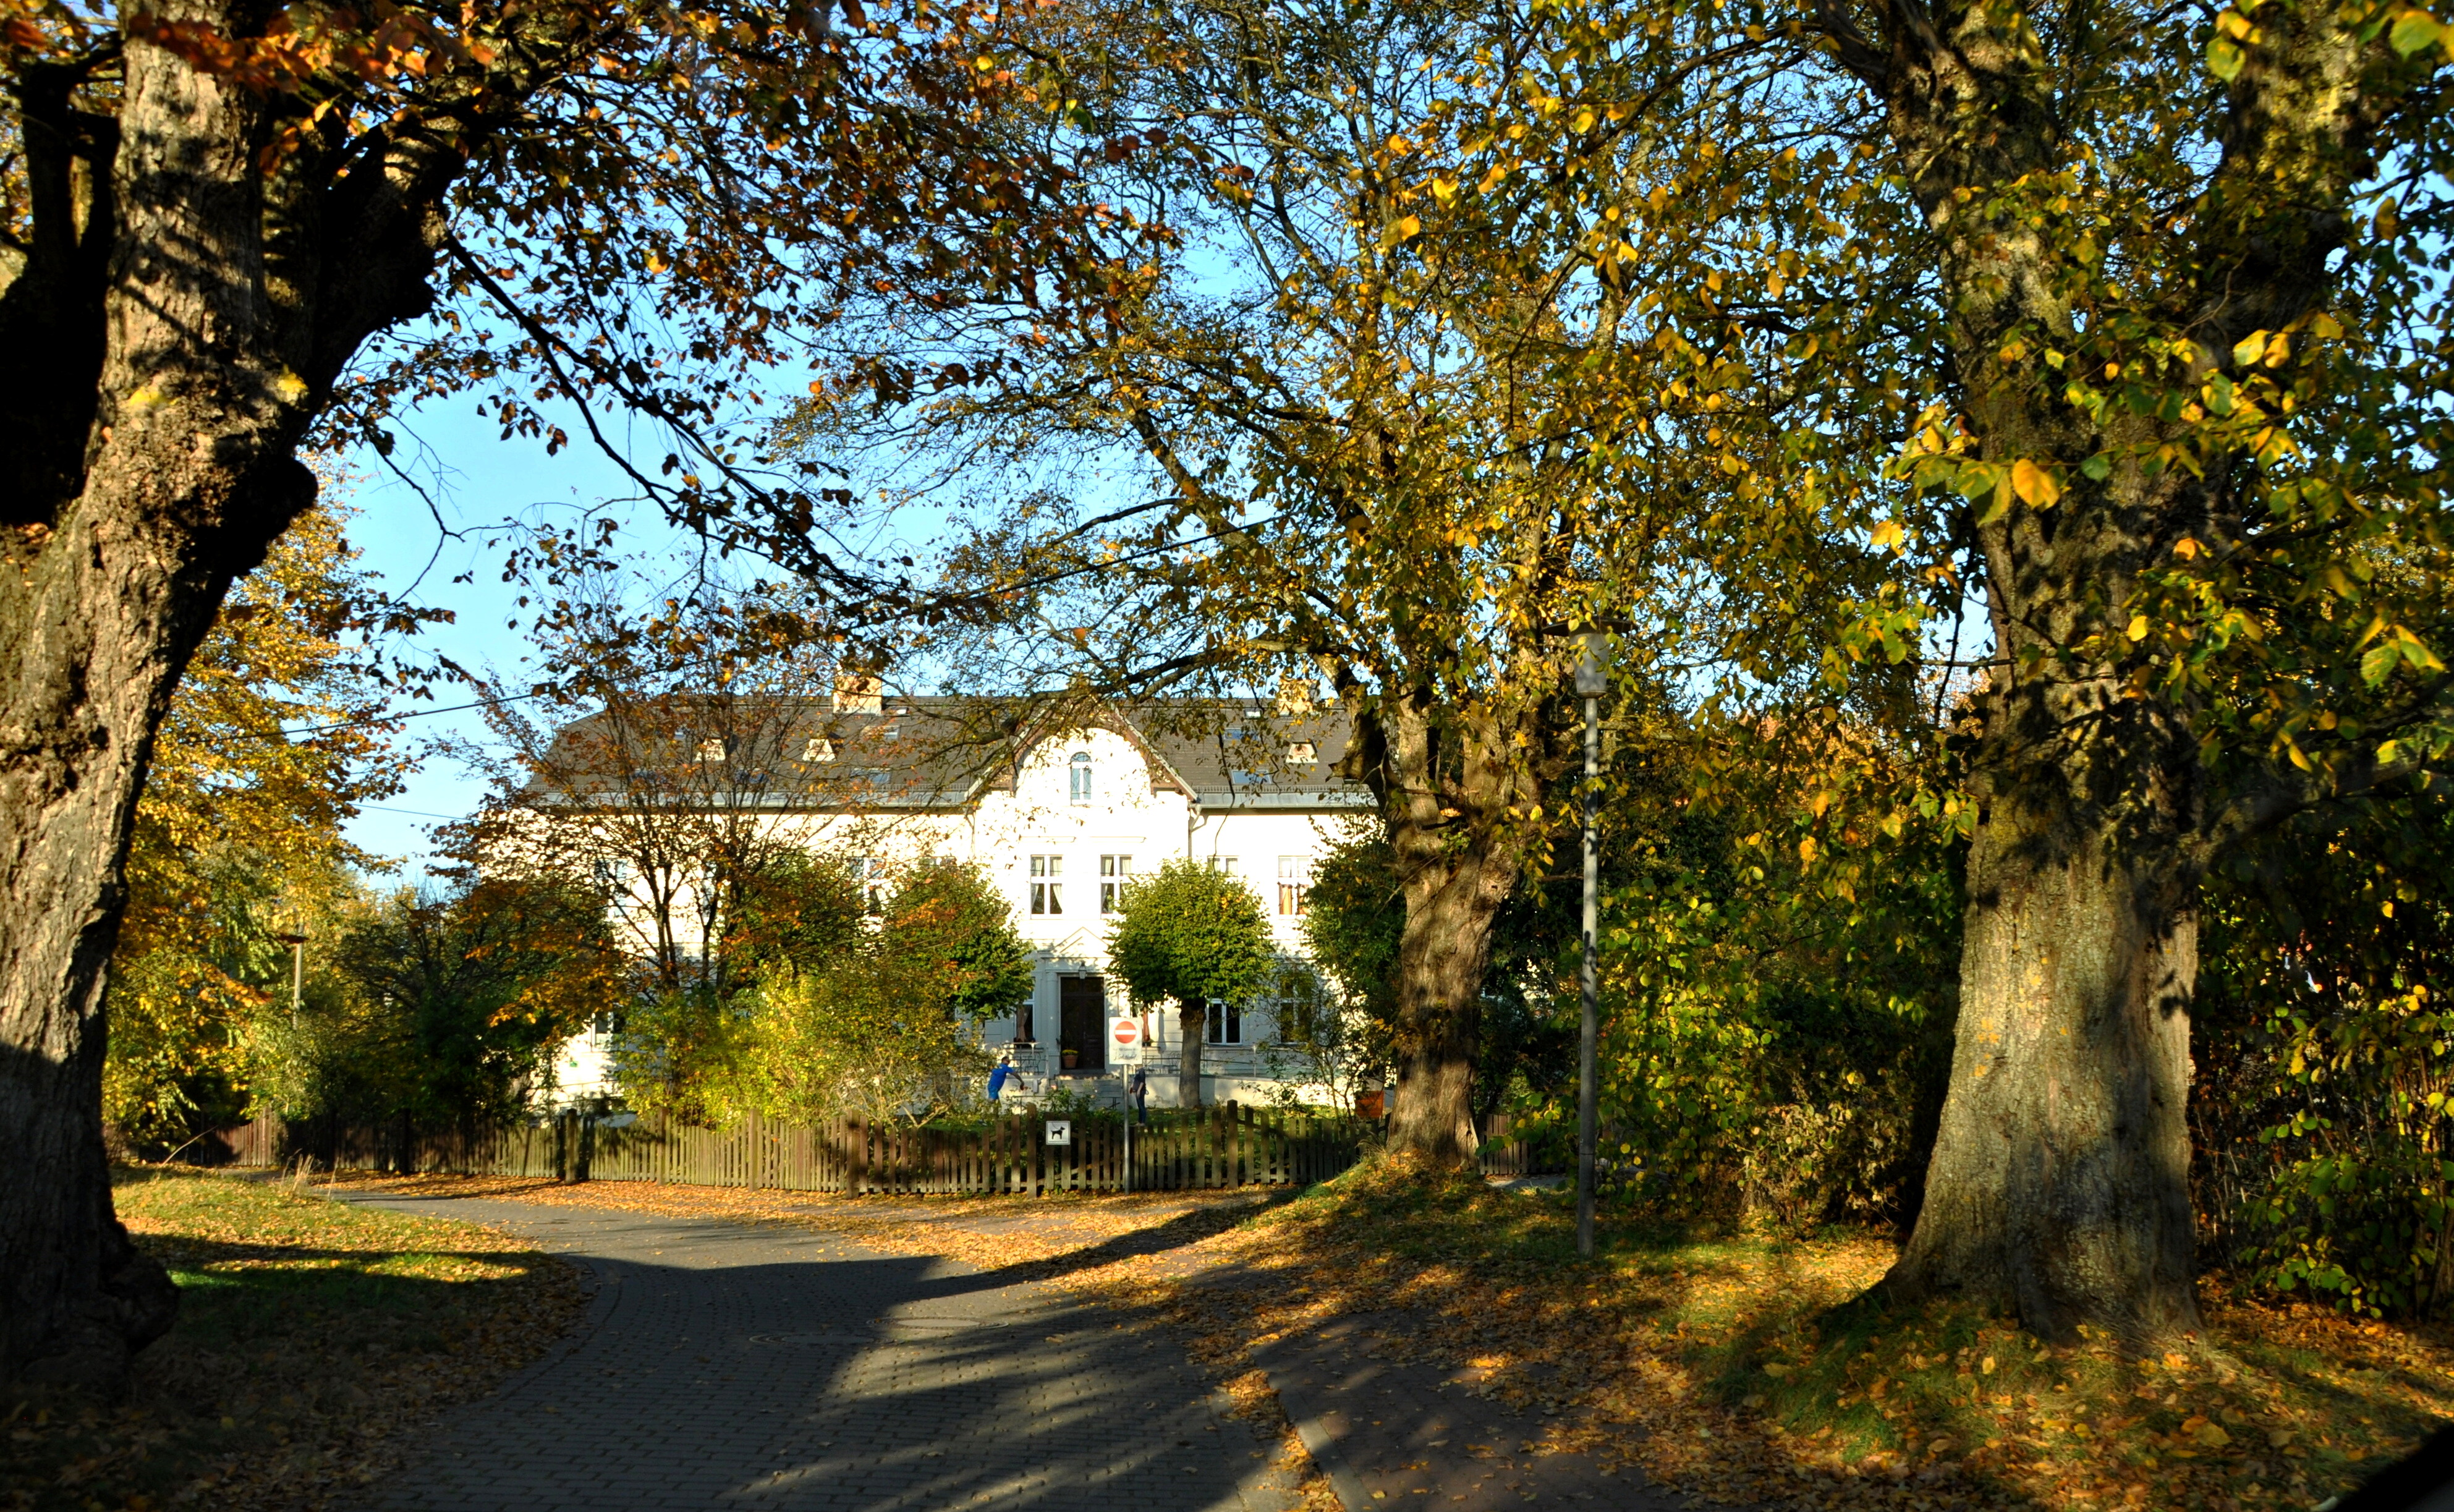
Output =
[
  {"x1": 525, "y1": 694, "x2": 1369, "y2": 814},
  {"x1": 972, "y1": 704, "x2": 1197, "y2": 804},
  {"x1": 1131, "y1": 703, "x2": 1365, "y2": 810}
]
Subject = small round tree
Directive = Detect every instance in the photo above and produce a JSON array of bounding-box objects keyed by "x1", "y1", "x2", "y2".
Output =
[
  {"x1": 879, "y1": 859, "x2": 1035, "y2": 1024},
  {"x1": 1106, "y1": 858, "x2": 1273, "y2": 1108}
]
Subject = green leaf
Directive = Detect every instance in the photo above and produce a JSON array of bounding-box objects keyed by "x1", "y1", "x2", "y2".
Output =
[
  {"x1": 2390, "y1": 10, "x2": 2447, "y2": 55},
  {"x1": 2080, "y1": 453, "x2": 2112, "y2": 481},
  {"x1": 2207, "y1": 33, "x2": 2246, "y2": 80},
  {"x1": 2362, "y1": 641, "x2": 2401, "y2": 687},
  {"x1": 1976, "y1": 475, "x2": 2014, "y2": 525}
]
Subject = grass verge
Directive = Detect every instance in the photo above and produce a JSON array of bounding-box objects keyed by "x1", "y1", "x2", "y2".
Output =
[
  {"x1": 1167, "y1": 1158, "x2": 2454, "y2": 1511},
  {"x1": 2, "y1": 1168, "x2": 584, "y2": 1512}
]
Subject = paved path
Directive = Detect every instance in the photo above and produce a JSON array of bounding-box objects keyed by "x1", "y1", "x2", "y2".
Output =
[{"x1": 351, "y1": 1193, "x2": 1300, "y2": 1512}]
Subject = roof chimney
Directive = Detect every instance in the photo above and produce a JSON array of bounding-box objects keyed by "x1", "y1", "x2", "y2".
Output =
[{"x1": 832, "y1": 674, "x2": 884, "y2": 714}]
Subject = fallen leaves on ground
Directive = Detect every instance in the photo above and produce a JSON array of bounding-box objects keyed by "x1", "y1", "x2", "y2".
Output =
[
  {"x1": 2, "y1": 1168, "x2": 584, "y2": 1512},
  {"x1": 316, "y1": 1160, "x2": 2454, "y2": 1511},
  {"x1": 1126, "y1": 1157, "x2": 2454, "y2": 1512}
]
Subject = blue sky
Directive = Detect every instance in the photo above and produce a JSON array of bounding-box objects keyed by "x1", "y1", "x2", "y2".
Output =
[{"x1": 333, "y1": 401, "x2": 708, "y2": 881}]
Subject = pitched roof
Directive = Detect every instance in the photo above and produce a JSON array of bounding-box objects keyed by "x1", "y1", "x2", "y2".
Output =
[{"x1": 526, "y1": 695, "x2": 1368, "y2": 813}]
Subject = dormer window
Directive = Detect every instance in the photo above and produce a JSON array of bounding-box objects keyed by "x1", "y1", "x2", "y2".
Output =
[
  {"x1": 1287, "y1": 741, "x2": 1317, "y2": 764},
  {"x1": 804, "y1": 737, "x2": 835, "y2": 763},
  {"x1": 697, "y1": 738, "x2": 726, "y2": 762},
  {"x1": 1068, "y1": 750, "x2": 1093, "y2": 804}
]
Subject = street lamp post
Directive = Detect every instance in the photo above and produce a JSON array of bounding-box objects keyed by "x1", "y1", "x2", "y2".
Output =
[
  {"x1": 274, "y1": 930, "x2": 308, "y2": 1027},
  {"x1": 1574, "y1": 632, "x2": 1607, "y2": 1260}
]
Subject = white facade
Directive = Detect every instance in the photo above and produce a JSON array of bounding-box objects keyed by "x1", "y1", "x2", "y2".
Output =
[{"x1": 545, "y1": 700, "x2": 1369, "y2": 1109}]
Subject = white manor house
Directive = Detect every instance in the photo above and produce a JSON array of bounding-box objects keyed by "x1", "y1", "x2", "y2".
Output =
[{"x1": 546, "y1": 685, "x2": 1371, "y2": 1108}]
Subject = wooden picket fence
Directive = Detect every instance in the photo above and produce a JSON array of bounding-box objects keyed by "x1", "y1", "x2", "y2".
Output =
[
  {"x1": 1477, "y1": 1113, "x2": 1568, "y2": 1177},
  {"x1": 219, "y1": 1103, "x2": 1370, "y2": 1196}
]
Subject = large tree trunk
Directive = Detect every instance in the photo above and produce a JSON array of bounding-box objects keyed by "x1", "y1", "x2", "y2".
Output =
[
  {"x1": 1888, "y1": 802, "x2": 2200, "y2": 1338},
  {"x1": 1356, "y1": 691, "x2": 1553, "y2": 1166},
  {"x1": 1812, "y1": 0, "x2": 2387, "y2": 1340},
  {"x1": 1384, "y1": 849, "x2": 1511, "y2": 1164},
  {"x1": 1, "y1": 4, "x2": 471, "y2": 1383}
]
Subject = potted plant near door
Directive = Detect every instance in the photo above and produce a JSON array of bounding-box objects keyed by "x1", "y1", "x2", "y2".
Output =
[{"x1": 1061, "y1": 1045, "x2": 1079, "y2": 1069}]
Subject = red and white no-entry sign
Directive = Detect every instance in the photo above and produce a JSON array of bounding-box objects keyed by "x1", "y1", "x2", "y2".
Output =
[{"x1": 1110, "y1": 1017, "x2": 1142, "y2": 1050}]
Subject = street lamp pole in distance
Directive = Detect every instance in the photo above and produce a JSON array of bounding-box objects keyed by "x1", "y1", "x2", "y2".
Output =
[
  {"x1": 272, "y1": 930, "x2": 308, "y2": 1027},
  {"x1": 1573, "y1": 632, "x2": 1607, "y2": 1260}
]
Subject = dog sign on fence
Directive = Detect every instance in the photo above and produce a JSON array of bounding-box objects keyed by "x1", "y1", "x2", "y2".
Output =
[{"x1": 1044, "y1": 1119, "x2": 1072, "y2": 1146}]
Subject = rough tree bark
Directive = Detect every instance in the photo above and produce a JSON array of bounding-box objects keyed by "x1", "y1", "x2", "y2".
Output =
[
  {"x1": 1177, "y1": 998, "x2": 1205, "y2": 1108},
  {"x1": 1351, "y1": 689, "x2": 1554, "y2": 1166},
  {"x1": 1889, "y1": 698, "x2": 2204, "y2": 1335},
  {"x1": 1807, "y1": 0, "x2": 2398, "y2": 1335},
  {"x1": 0, "y1": 2, "x2": 592, "y2": 1386}
]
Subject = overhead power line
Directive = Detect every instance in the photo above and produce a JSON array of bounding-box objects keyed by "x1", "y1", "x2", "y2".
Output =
[{"x1": 282, "y1": 691, "x2": 545, "y2": 740}]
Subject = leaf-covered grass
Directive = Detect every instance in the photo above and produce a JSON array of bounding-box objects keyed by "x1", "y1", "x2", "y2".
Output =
[
  {"x1": 1193, "y1": 1157, "x2": 2454, "y2": 1510},
  {"x1": 2, "y1": 1168, "x2": 583, "y2": 1512}
]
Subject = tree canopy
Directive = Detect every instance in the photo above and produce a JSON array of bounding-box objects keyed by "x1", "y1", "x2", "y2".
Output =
[
  {"x1": 1108, "y1": 857, "x2": 1274, "y2": 1107},
  {"x1": 105, "y1": 501, "x2": 415, "y2": 1154},
  {"x1": 705, "y1": 860, "x2": 1030, "y2": 1124}
]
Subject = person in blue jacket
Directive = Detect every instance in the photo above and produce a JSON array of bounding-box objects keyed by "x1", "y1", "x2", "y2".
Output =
[{"x1": 988, "y1": 1051, "x2": 1015, "y2": 1102}]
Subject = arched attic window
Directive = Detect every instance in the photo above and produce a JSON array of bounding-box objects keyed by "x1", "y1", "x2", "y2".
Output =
[{"x1": 1069, "y1": 750, "x2": 1093, "y2": 804}]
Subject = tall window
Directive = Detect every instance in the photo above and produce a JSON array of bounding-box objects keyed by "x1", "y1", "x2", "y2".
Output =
[
  {"x1": 1268, "y1": 969, "x2": 1325, "y2": 1045},
  {"x1": 1029, "y1": 854, "x2": 1063, "y2": 914},
  {"x1": 1100, "y1": 854, "x2": 1133, "y2": 913},
  {"x1": 1276, "y1": 856, "x2": 1310, "y2": 916},
  {"x1": 852, "y1": 857, "x2": 884, "y2": 915},
  {"x1": 1205, "y1": 1000, "x2": 1242, "y2": 1045},
  {"x1": 1068, "y1": 750, "x2": 1093, "y2": 804}
]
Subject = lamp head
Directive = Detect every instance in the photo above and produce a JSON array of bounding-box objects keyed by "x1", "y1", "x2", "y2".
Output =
[{"x1": 1573, "y1": 631, "x2": 1609, "y2": 697}]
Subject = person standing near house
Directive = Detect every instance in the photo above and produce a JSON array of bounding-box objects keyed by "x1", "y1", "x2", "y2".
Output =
[
  {"x1": 988, "y1": 1050, "x2": 1016, "y2": 1103},
  {"x1": 1127, "y1": 1065, "x2": 1148, "y2": 1124}
]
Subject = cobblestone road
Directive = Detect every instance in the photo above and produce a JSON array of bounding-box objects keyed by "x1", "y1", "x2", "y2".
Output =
[{"x1": 355, "y1": 1194, "x2": 1300, "y2": 1512}]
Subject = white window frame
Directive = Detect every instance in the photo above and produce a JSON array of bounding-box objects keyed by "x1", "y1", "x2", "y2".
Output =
[
  {"x1": 1205, "y1": 998, "x2": 1243, "y2": 1045},
  {"x1": 1029, "y1": 854, "x2": 1064, "y2": 915},
  {"x1": 1068, "y1": 750, "x2": 1093, "y2": 804},
  {"x1": 1276, "y1": 856, "x2": 1310, "y2": 917}
]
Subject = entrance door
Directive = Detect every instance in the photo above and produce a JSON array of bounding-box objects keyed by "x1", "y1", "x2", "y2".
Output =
[{"x1": 1058, "y1": 975, "x2": 1107, "y2": 1073}]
